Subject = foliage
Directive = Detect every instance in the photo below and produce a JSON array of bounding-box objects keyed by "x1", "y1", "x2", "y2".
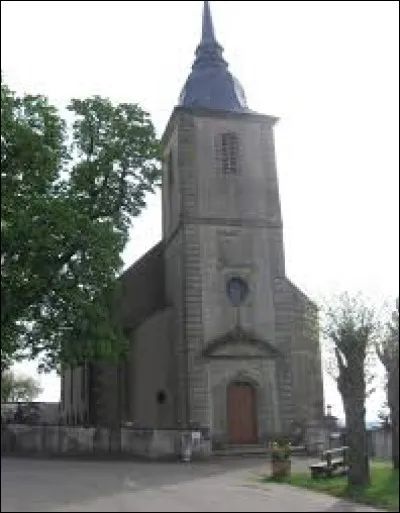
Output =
[
  {"x1": 376, "y1": 298, "x2": 399, "y2": 394},
  {"x1": 269, "y1": 440, "x2": 291, "y2": 461},
  {"x1": 321, "y1": 292, "x2": 378, "y2": 395},
  {"x1": 1, "y1": 370, "x2": 42, "y2": 403},
  {"x1": 1, "y1": 74, "x2": 161, "y2": 371},
  {"x1": 263, "y1": 461, "x2": 399, "y2": 512},
  {"x1": 375, "y1": 298, "x2": 399, "y2": 469},
  {"x1": 320, "y1": 292, "x2": 380, "y2": 487}
]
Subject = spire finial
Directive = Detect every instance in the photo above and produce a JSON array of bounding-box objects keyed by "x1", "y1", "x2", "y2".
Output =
[{"x1": 201, "y1": 1, "x2": 216, "y2": 43}]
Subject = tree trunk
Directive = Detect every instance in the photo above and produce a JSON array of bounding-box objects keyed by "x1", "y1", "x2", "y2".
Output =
[
  {"x1": 392, "y1": 410, "x2": 399, "y2": 469},
  {"x1": 388, "y1": 367, "x2": 399, "y2": 469},
  {"x1": 344, "y1": 399, "x2": 370, "y2": 487},
  {"x1": 389, "y1": 396, "x2": 399, "y2": 469}
]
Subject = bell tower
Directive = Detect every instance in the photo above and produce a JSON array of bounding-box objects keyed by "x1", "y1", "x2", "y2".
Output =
[{"x1": 162, "y1": 1, "x2": 323, "y2": 442}]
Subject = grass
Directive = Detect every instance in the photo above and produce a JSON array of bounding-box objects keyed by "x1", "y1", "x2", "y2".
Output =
[{"x1": 262, "y1": 461, "x2": 399, "y2": 511}]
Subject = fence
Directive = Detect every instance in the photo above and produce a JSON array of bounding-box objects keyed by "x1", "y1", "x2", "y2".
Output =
[
  {"x1": 305, "y1": 424, "x2": 395, "y2": 461},
  {"x1": 368, "y1": 428, "x2": 393, "y2": 460}
]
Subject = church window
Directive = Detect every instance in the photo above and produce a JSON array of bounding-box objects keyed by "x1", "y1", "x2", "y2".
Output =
[
  {"x1": 216, "y1": 132, "x2": 241, "y2": 174},
  {"x1": 226, "y1": 276, "x2": 249, "y2": 306}
]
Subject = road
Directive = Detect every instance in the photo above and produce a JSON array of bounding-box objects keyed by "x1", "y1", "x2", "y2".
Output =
[{"x1": 1, "y1": 457, "x2": 384, "y2": 512}]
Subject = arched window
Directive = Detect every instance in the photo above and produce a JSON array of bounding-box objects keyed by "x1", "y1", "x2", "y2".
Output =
[{"x1": 215, "y1": 132, "x2": 241, "y2": 174}]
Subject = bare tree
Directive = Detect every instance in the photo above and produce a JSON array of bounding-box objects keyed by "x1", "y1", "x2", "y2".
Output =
[
  {"x1": 321, "y1": 292, "x2": 379, "y2": 488},
  {"x1": 376, "y1": 298, "x2": 399, "y2": 469}
]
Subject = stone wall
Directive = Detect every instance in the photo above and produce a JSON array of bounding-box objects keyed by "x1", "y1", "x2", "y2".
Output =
[
  {"x1": 131, "y1": 308, "x2": 175, "y2": 428},
  {"x1": 1, "y1": 424, "x2": 211, "y2": 461},
  {"x1": 273, "y1": 278, "x2": 324, "y2": 432}
]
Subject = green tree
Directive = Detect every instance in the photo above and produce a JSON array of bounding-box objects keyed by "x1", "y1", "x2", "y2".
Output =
[
  {"x1": 1, "y1": 75, "x2": 160, "y2": 372},
  {"x1": 376, "y1": 298, "x2": 399, "y2": 469},
  {"x1": 1, "y1": 371, "x2": 42, "y2": 403},
  {"x1": 322, "y1": 292, "x2": 378, "y2": 488}
]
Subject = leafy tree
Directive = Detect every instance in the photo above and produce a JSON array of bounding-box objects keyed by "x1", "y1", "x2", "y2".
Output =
[
  {"x1": 376, "y1": 298, "x2": 399, "y2": 469},
  {"x1": 1, "y1": 74, "x2": 160, "y2": 372},
  {"x1": 1, "y1": 371, "x2": 42, "y2": 403},
  {"x1": 322, "y1": 292, "x2": 379, "y2": 487}
]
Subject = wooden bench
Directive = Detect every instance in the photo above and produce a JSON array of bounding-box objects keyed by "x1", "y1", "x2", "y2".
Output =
[{"x1": 309, "y1": 446, "x2": 349, "y2": 478}]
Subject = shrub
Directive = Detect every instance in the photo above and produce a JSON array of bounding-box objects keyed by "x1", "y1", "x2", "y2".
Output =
[{"x1": 270, "y1": 440, "x2": 291, "y2": 461}]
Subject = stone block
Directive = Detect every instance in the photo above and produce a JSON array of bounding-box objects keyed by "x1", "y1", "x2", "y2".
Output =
[{"x1": 121, "y1": 428, "x2": 152, "y2": 457}]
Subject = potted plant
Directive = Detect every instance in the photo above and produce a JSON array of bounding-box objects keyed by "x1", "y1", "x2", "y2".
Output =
[{"x1": 270, "y1": 440, "x2": 291, "y2": 478}]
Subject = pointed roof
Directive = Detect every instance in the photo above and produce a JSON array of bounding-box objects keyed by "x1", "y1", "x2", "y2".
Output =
[
  {"x1": 178, "y1": 1, "x2": 248, "y2": 112},
  {"x1": 201, "y1": 0, "x2": 216, "y2": 43}
]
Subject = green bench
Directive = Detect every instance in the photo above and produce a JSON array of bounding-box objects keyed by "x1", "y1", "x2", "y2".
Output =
[{"x1": 309, "y1": 446, "x2": 349, "y2": 478}]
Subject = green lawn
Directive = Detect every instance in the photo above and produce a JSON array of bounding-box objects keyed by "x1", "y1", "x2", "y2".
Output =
[{"x1": 262, "y1": 461, "x2": 399, "y2": 511}]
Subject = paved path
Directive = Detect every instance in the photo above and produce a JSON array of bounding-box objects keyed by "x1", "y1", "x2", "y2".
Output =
[{"x1": 1, "y1": 457, "x2": 384, "y2": 512}]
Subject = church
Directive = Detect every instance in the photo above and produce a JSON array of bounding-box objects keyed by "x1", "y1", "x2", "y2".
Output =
[{"x1": 62, "y1": 1, "x2": 324, "y2": 448}]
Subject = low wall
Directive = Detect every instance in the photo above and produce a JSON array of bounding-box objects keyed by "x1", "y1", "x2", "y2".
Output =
[{"x1": 1, "y1": 424, "x2": 211, "y2": 461}]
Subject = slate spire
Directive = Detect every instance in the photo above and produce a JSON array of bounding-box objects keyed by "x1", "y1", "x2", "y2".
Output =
[
  {"x1": 178, "y1": 1, "x2": 248, "y2": 112},
  {"x1": 201, "y1": 1, "x2": 216, "y2": 43},
  {"x1": 193, "y1": 1, "x2": 226, "y2": 70}
]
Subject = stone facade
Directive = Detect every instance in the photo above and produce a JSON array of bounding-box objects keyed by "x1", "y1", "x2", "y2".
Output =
[
  {"x1": 62, "y1": 106, "x2": 324, "y2": 443},
  {"x1": 61, "y1": 2, "x2": 324, "y2": 448}
]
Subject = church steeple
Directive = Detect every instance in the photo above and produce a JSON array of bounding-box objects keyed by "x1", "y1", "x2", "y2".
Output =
[
  {"x1": 201, "y1": 1, "x2": 216, "y2": 43},
  {"x1": 178, "y1": 1, "x2": 248, "y2": 112}
]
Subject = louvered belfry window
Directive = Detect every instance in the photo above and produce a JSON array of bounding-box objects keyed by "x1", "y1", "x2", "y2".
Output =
[{"x1": 216, "y1": 132, "x2": 241, "y2": 174}]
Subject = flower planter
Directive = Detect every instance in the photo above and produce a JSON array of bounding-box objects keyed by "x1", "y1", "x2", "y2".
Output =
[{"x1": 271, "y1": 459, "x2": 291, "y2": 478}]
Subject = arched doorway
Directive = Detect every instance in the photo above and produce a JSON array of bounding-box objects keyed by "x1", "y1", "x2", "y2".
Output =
[{"x1": 227, "y1": 381, "x2": 258, "y2": 444}]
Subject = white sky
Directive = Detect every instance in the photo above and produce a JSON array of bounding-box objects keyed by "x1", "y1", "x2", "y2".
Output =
[{"x1": 1, "y1": 1, "x2": 399, "y2": 423}]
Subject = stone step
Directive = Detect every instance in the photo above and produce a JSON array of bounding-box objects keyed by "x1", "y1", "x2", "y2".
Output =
[{"x1": 213, "y1": 445, "x2": 268, "y2": 457}]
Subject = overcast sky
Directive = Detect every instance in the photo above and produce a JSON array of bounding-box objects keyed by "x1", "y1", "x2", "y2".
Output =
[{"x1": 1, "y1": 1, "x2": 399, "y2": 422}]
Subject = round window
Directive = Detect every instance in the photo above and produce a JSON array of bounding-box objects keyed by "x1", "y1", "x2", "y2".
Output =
[{"x1": 226, "y1": 276, "x2": 249, "y2": 306}]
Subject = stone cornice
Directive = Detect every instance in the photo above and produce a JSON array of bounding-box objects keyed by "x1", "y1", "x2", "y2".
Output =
[{"x1": 161, "y1": 106, "x2": 279, "y2": 147}]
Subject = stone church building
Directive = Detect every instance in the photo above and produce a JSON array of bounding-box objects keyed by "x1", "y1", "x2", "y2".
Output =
[{"x1": 62, "y1": 1, "x2": 324, "y2": 447}]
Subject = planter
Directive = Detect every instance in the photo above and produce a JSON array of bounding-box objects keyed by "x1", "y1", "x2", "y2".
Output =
[{"x1": 271, "y1": 459, "x2": 291, "y2": 478}]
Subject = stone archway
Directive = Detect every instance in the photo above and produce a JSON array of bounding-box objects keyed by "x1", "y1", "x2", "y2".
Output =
[{"x1": 227, "y1": 381, "x2": 258, "y2": 445}]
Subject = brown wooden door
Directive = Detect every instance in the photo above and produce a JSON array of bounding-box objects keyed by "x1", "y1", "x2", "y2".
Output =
[{"x1": 227, "y1": 382, "x2": 257, "y2": 444}]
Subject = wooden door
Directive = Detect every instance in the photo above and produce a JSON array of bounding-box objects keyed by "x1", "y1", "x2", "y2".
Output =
[{"x1": 227, "y1": 382, "x2": 257, "y2": 444}]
